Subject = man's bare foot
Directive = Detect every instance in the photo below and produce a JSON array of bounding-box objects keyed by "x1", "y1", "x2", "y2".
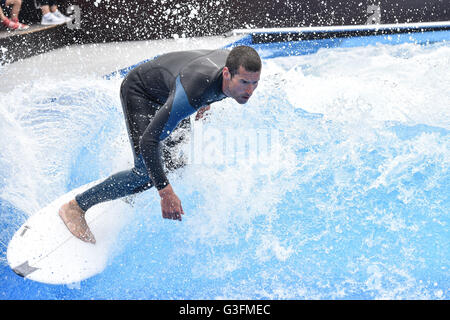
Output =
[{"x1": 59, "y1": 199, "x2": 96, "y2": 244}]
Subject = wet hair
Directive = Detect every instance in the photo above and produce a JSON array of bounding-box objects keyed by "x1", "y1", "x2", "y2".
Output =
[{"x1": 225, "y1": 45, "x2": 262, "y2": 77}]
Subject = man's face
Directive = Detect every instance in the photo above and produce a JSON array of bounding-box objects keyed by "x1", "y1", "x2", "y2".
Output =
[{"x1": 223, "y1": 66, "x2": 261, "y2": 104}]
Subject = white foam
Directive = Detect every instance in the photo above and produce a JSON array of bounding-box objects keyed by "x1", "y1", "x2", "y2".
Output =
[{"x1": 1, "y1": 38, "x2": 448, "y2": 299}]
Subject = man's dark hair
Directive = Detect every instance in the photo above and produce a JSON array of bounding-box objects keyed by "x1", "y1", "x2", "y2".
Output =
[{"x1": 225, "y1": 46, "x2": 262, "y2": 77}]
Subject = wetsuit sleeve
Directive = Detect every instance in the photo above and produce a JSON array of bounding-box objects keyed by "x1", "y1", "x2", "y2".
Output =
[{"x1": 139, "y1": 76, "x2": 197, "y2": 190}]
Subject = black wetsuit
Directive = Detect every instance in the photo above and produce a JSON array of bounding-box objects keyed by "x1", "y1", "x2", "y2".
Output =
[{"x1": 75, "y1": 49, "x2": 230, "y2": 211}]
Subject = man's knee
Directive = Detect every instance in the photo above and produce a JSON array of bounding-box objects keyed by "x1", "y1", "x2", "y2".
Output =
[{"x1": 162, "y1": 118, "x2": 191, "y2": 171}]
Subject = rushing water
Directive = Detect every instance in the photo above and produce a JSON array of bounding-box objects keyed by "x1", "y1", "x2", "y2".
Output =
[{"x1": 0, "y1": 40, "x2": 449, "y2": 299}]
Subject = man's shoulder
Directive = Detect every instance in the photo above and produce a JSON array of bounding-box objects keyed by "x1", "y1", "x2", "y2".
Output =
[
  {"x1": 179, "y1": 50, "x2": 228, "y2": 107},
  {"x1": 180, "y1": 49, "x2": 229, "y2": 85},
  {"x1": 154, "y1": 49, "x2": 228, "y2": 66}
]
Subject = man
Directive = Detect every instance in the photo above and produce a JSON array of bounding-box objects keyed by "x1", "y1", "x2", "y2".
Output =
[{"x1": 59, "y1": 45, "x2": 262, "y2": 244}]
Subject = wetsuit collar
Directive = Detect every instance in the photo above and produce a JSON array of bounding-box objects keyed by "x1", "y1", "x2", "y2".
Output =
[{"x1": 216, "y1": 69, "x2": 227, "y2": 100}]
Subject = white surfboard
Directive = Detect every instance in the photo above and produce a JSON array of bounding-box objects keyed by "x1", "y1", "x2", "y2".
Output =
[{"x1": 6, "y1": 179, "x2": 132, "y2": 285}]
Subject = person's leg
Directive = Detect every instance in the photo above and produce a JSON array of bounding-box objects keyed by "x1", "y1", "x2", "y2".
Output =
[
  {"x1": 0, "y1": 7, "x2": 6, "y2": 21},
  {"x1": 50, "y1": 0, "x2": 72, "y2": 22},
  {"x1": 1, "y1": 0, "x2": 28, "y2": 29},
  {"x1": 5, "y1": 0, "x2": 21, "y2": 22},
  {"x1": 49, "y1": 0, "x2": 57, "y2": 12},
  {"x1": 75, "y1": 154, "x2": 153, "y2": 212},
  {"x1": 161, "y1": 117, "x2": 190, "y2": 171},
  {"x1": 58, "y1": 79, "x2": 158, "y2": 243},
  {"x1": 40, "y1": 2, "x2": 50, "y2": 15},
  {"x1": 40, "y1": 0, "x2": 66, "y2": 24},
  {"x1": 74, "y1": 80, "x2": 159, "y2": 213}
]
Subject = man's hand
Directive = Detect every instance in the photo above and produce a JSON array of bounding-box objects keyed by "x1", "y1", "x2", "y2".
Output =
[
  {"x1": 158, "y1": 184, "x2": 184, "y2": 221},
  {"x1": 195, "y1": 105, "x2": 211, "y2": 121}
]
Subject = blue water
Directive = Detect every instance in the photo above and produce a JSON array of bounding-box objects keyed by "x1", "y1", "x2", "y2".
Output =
[{"x1": 0, "y1": 39, "x2": 449, "y2": 300}]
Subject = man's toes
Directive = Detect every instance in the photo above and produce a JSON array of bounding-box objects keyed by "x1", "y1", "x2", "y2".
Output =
[{"x1": 81, "y1": 229, "x2": 96, "y2": 244}]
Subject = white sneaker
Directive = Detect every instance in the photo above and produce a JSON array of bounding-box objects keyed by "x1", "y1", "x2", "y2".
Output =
[
  {"x1": 41, "y1": 12, "x2": 66, "y2": 25},
  {"x1": 52, "y1": 9, "x2": 73, "y2": 22}
]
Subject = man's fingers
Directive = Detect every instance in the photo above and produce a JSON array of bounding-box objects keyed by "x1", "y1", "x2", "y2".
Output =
[
  {"x1": 176, "y1": 206, "x2": 183, "y2": 220},
  {"x1": 162, "y1": 210, "x2": 183, "y2": 221},
  {"x1": 160, "y1": 194, "x2": 184, "y2": 221}
]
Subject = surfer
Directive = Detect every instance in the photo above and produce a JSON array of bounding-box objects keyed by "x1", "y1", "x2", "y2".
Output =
[{"x1": 59, "y1": 46, "x2": 262, "y2": 243}]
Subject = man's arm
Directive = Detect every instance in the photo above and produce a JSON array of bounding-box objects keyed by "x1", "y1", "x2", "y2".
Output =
[{"x1": 139, "y1": 76, "x2": 197, "y2": 220}]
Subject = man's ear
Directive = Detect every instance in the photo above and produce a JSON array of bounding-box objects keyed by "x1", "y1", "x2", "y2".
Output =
[{"x1": 223, "y1": 67, "x2": 231, "y2": 80}]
